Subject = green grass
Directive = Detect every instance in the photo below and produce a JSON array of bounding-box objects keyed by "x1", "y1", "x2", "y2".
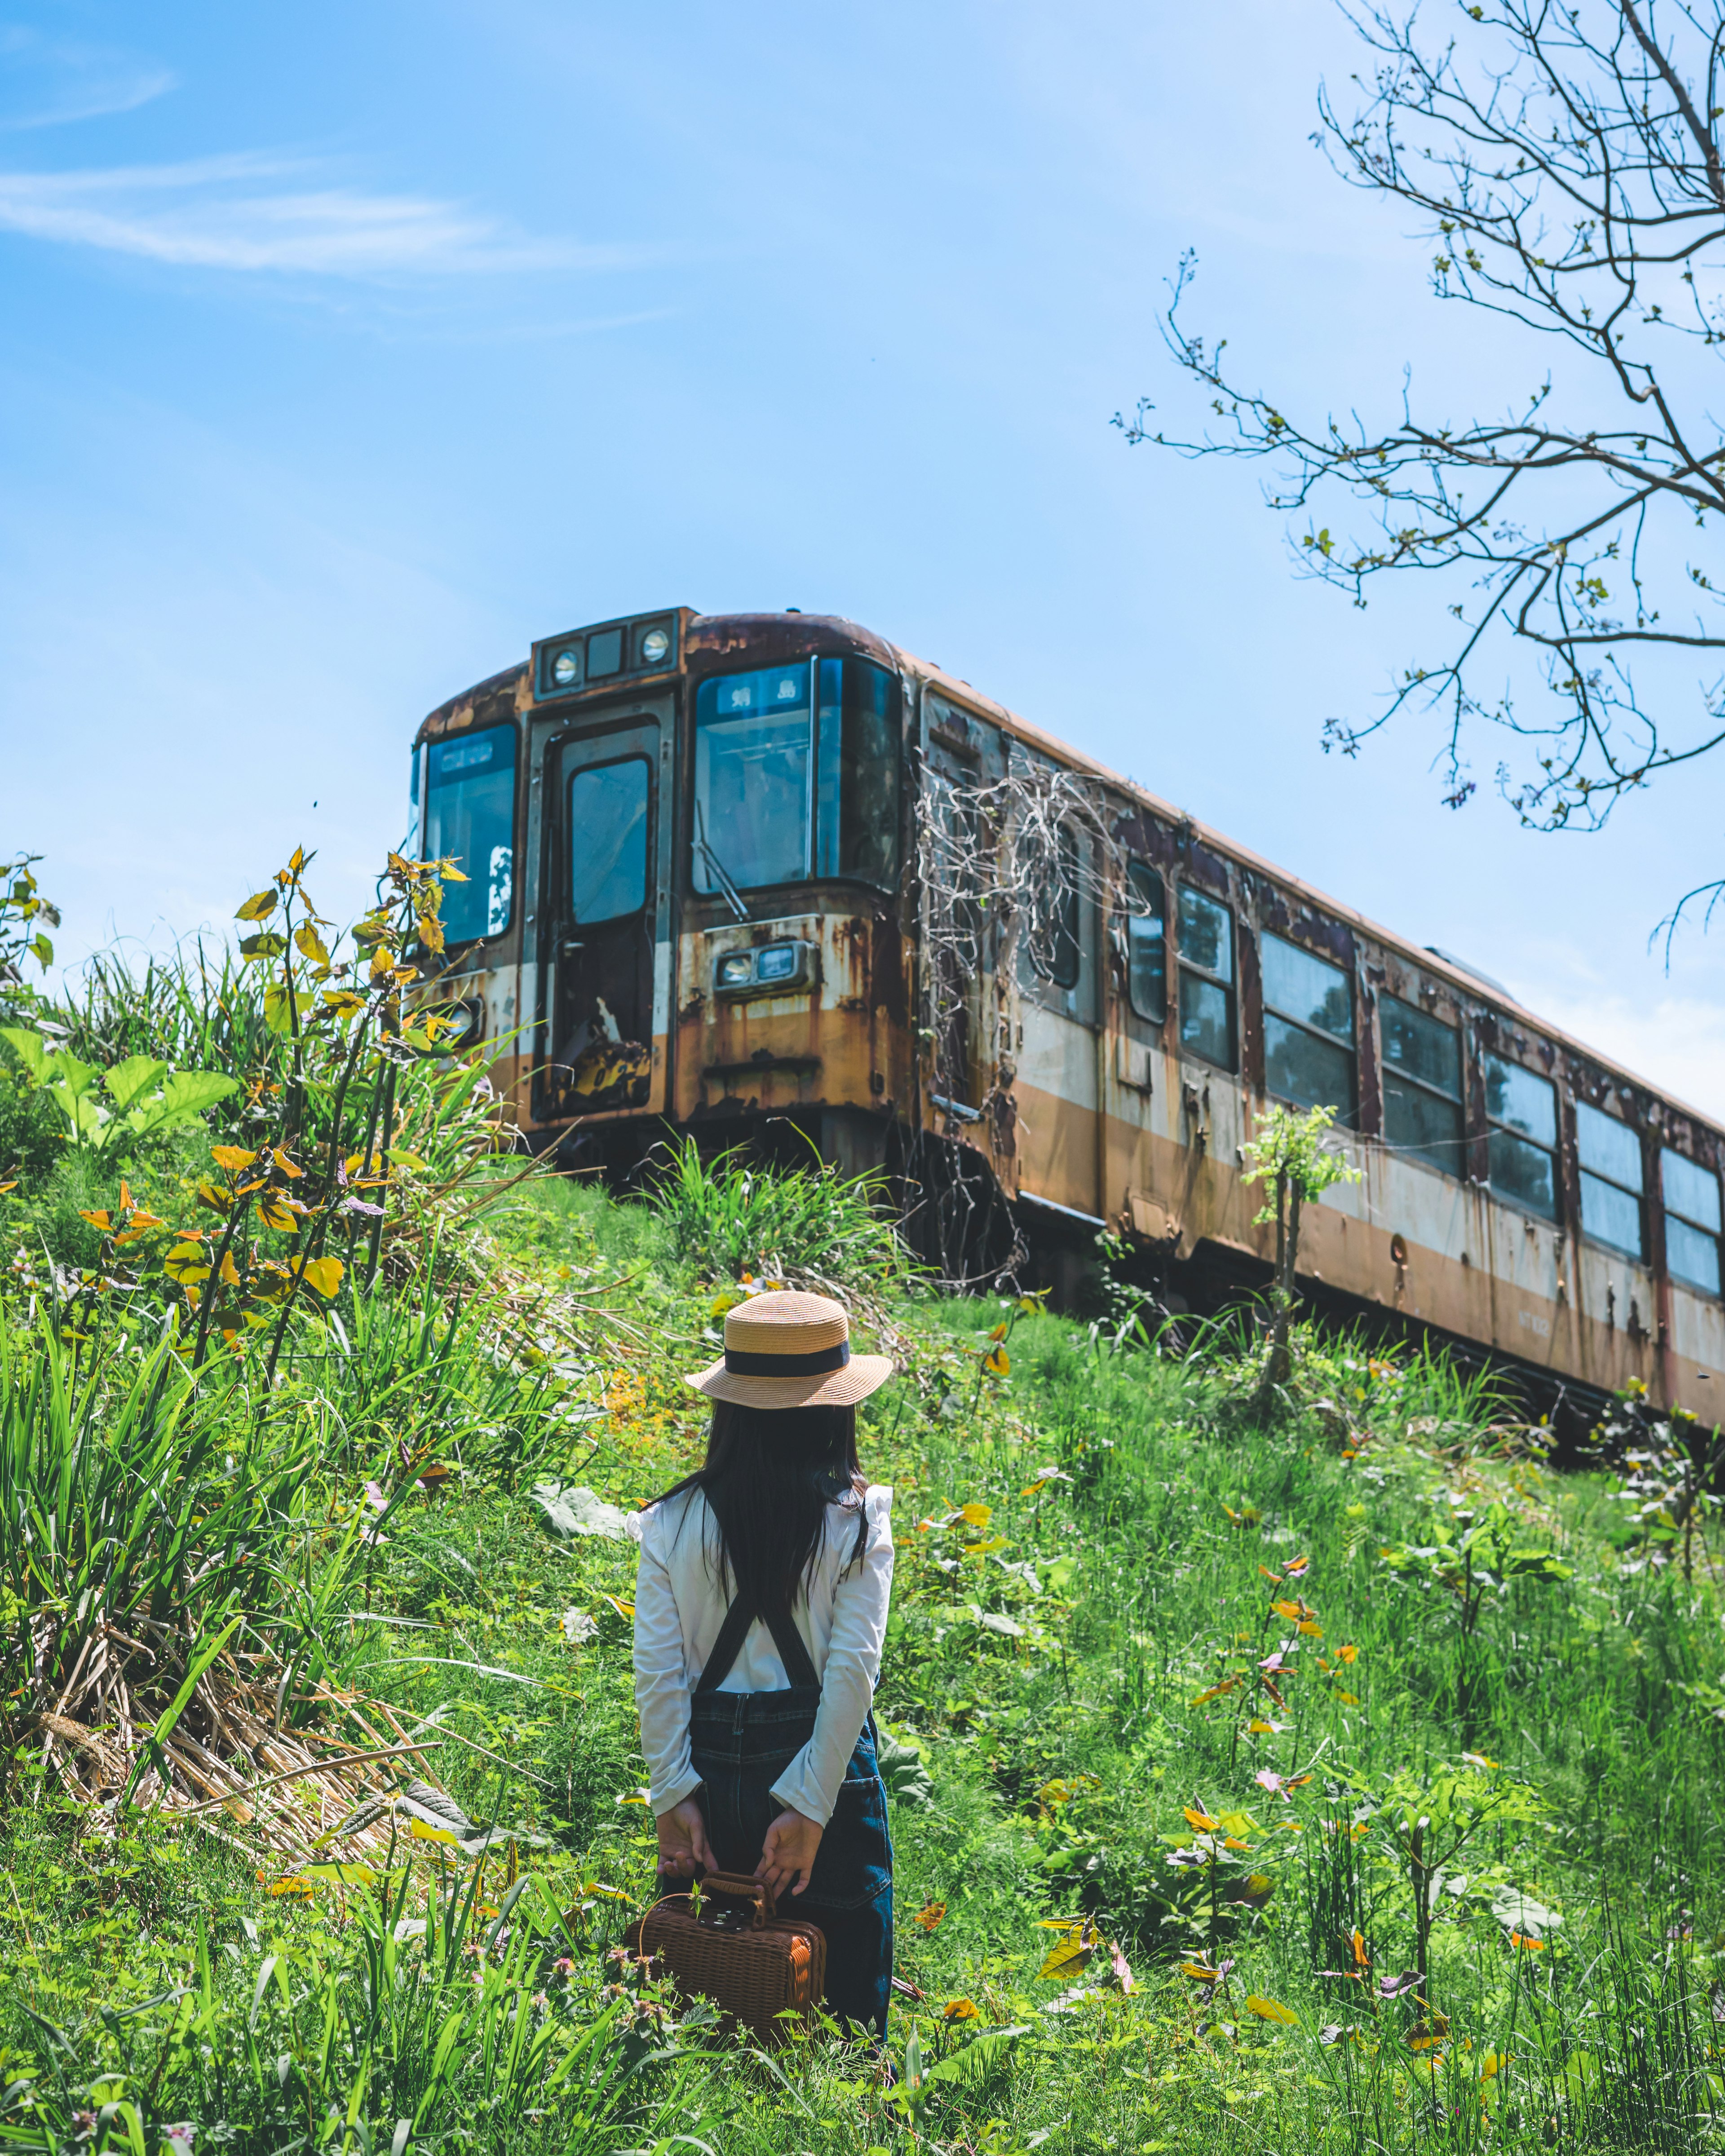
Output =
[{"x1": 0, "y1": 1099, "x2": 1723, "y2": 2153}]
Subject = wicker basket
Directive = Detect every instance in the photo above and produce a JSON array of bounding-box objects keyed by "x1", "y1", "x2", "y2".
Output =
[{"x1": 634, "y1": 1872, "x2": 827, "y2": 2041}]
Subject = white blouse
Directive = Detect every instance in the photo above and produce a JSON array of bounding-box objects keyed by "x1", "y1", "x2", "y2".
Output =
[{"x1": 632, "y1": 1483, "x2": 894, "y2": 1828}]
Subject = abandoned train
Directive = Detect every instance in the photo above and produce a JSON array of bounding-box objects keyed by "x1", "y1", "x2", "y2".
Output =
[{"x1": 409, "y1": 605, "x2": 1725, "y2": 1425}]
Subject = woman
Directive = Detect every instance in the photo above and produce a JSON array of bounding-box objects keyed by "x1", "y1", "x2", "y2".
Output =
[{"x1": 632, "y1": 1289, "x2": 896, "y2": 2036}]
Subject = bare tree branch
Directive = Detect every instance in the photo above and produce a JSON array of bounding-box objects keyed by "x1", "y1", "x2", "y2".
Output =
[{"x1": 1123, "y1": 0, "x2": 1725, "y2": 841}]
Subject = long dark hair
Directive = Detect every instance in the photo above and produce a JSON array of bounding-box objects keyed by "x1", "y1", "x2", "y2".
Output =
[{"x1": 655, "y1": 1401, "x2": 867, "y2": 1615}]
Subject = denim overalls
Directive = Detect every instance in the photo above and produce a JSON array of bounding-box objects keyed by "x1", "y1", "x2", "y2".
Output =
[{"x1": 686, "y1": 1593, "x2": 894, "y2": 2037}]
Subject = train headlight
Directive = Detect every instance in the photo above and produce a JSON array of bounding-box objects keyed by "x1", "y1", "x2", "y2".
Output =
[
  {"x1": 755, "y1": 942, "x2": 797, "y2": 984},
  {"x1": 640, "y1": 626, "x2": 671, "y2": 666},
  {"x1": 550, "y1": 645, "x2": 581, "y2": 688},
  {"x1": 716, "y1": 952, "x2": 754, "y2": 989}
]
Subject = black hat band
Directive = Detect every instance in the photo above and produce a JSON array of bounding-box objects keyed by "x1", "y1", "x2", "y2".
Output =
[{"x1": 723, "y1": 1340, "x2": 851, "y2": 1377}]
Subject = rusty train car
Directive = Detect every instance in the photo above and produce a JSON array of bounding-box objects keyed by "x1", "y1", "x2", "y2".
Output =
[{"x1": 409, "y1": 605, "x2": 1725, "y2": 1425}]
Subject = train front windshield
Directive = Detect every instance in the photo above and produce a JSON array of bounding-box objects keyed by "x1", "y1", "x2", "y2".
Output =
[
  {"x1": 422, "y1": 727, "x2": 516, "y2": 941},
  {"x1": 693, "y1": 657, "x2": 899, "y2": 896}
]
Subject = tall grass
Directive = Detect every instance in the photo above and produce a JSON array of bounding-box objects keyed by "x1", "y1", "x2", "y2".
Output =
[
  {"x1": 3, "y1": 1853, "x2": 707, "y2": 2153},
  {"x1": 648, "y1": 1134, "x2": 914, "y2": 1292}
]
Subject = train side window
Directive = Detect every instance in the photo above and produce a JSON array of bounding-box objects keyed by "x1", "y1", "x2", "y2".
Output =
[
  {"x1": 1576, "y1": 1100, "x2": 1645, "y2": 1260},
  {"x1": 1177, "y1": 885, "x2": 1234, "y2": 1069},
  {"x1": 1020, "y1": 825, "x2": 1084, "y2": 991},
  {"x1": 568, "y1": 758, "x2": 649, "y2": 923},
  {"x1": 1484, "y1": 1053, "x2": 1559, "y2": 1222},
  {"x1": 693, "y1": 664, "x2": 812, "y2": 892},
  {"x1": 1124, "y1": 860, "x2": 1166, "y2": 1022},
  {"x1": 425, "y1": 724, "x2": 516, "y2": 942},
  {"x1": 1381, "y1": 995, "x2": 1464, "y2": 1175},
  {"x1": 815, "y1": 658, "x2": 900, "y2": 888},
  {"x1": 1261, "y1": 932, "x2": 1354, "y2": 1121},
  {"x1": 1663, "y1": 1147, "x2": 1722, "y2": 1294}
]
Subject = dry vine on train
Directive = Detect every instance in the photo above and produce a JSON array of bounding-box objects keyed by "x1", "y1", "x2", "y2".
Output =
[{"x1": 910, "y1": 756, "x2": 1153, "y2": 1278}]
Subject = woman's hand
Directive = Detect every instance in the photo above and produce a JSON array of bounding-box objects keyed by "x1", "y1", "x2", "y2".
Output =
[
  {"x1": 756, "y1": 1807, "x2": 823, "y2": 1898},
  {"x1": 655, "y1": 1797, "x2": 715, "y2": 1881}
]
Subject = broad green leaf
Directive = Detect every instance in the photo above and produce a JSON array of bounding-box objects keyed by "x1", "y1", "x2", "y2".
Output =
[
  {"x1": 152, "y1": 1071, "x2": 239, "y2": 1123},
  {"x1": 102, "y1": 1055, "x2": 169, "y2": 1113},
  {"x1": 0, "y1": 1026, "x2": 49, "y2": 1080}
]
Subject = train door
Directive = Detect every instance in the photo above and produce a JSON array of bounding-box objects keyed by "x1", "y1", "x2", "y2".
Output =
[{"x1": 546, "y1": 719, "x2": 667, "y2": 1118}]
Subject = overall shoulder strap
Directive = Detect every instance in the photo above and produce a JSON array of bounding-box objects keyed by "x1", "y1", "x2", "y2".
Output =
[
  {"x1": 761, "y1": 1605, "x2": 820, "y2": 1690},
  {"x1": 695, "y1": 1596, "x2": 821, "y2": 1693},
  {"x1": 694, "y1": 1595, "x2": 758, "y2": 1694}
]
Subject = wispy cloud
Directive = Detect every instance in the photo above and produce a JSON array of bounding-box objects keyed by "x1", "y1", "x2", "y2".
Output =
[
  {"x1": 0, "y1": 26, "x2": 176, "y2": 130},
  {"x1": 0, "y1": 153, "x2": 615, "y2": 275}
]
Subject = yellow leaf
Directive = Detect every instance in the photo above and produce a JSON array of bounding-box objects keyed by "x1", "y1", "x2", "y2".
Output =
[
  {"x1": 163, "y1": 1243, "x2": 209, "y2": 1285},
  {"x1": 1216, "y1": 1810, "x2": 1257, "y2": 1837},
  {"x1": 1183, "y1": 1806, "x2": 1220, "y2": 1832},
  {"x1": 1298, "y1": 1620, "x2": 1324, "y2": 1638},
  {"x1": 1271, "y1": 1598, "x2": 1303, "y2": 1621},
  {"x1": 1190, "y1": 1677, "x2": 1242, "y2": 1706},
  {"x1": 416, "y1": 914, "x2": 445, "y2": 955},
  {"x1": 958, "y1": 1502, "x2": 992, "y2": 1529},
  {"x1": 288, "y1": 845, "x2": 306, "y2": 874},
  {"x1": 256, "y1": 1196, "x2": 299, "y2": 1234},
  {"x1": 602, "y1": 1594, "x2": 634, "y2": 1621},
  {"x1": 301, "y1": 1862, "x2": 379, "y2": 1885},
  {"x1": 294, "y1": 923, "x2": 330, "y2": 967},
  {"x1": 219, "y1": 1250, "x2": 240, "y2": 1287},
  {"x1": 301, "y1": 1256, "x2": 345, "y2": 1300},
  {"x1": 272, "y1": 1147, "x2": 304, "y2": 1179},
  {"x1": 1338, "y1": 1643, "x2": 1359, "y2": 1664},
  {"x1": 407, "y1": 1820, "x2": 462, "y2": 1846},
  {"x1": 79, "y1": 1210, "x2": 112, "y2": 1232},
  {"x1": 1037, "y1": 1926, "x2": 1096, "y2": 1980},
  {"x1": 1336, "y1": 1688, "x2": 1360, "y2": 1705},
  {"x1": 235, "y1": 890, "x2": 278, "y2": 922},
  {"x1": 0, "y1": 1181, "x2": 15, "y2": 1194},
  {"x1": 942, "y1": 1997, "x2": 980, "y2": 2021},
  {"x1": 1179, "y1": 1959, "x2": 1223, "y2": 1983},
  {"x1": 961, "y1": 1536, "x2": 1008, "y2": 1558},
  {"x1": 988, "y1": 1321, "x2": 1008, "y2": 1340},
  {"x1": 912, "y1": 1899, "x2": 947, "y2": 1932},
  {"x1": 440, "y1": 863, "x2": 469, "y2": 881},
  {"x1": 210, "y1": 1145, "x2": 257, "y2": 1172},
  {"x1": 196, "y1": 1181, "x2": 233, "y2": 1214},
  {"x1": 1246, "y1": 1994, "x2": 1298, "y2": 2026},
  {"x1": 265, "y1": 1874, "x2": 314, "y2": 1897},
  {"x1": 983, "y1": 1346, "x2": 1010, "y2": 1377}
]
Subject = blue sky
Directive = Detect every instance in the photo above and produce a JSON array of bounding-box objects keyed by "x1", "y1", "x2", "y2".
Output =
[{"x1": 4, "y1": 0, "x2": 1723, "y2": 1112}]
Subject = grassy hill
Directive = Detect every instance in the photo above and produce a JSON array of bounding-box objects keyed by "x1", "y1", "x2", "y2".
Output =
[{"x1": 0, "y1": 865, "x2": 1722, "y2": 2156}]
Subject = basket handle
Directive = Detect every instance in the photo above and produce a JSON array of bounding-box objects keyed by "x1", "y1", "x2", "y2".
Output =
[{"x1": 696, "y1": 1870, "x2": 776, "y2": 1925}]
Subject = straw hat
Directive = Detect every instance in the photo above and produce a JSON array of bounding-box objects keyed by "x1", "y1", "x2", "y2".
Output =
[{"x1": 686, "y1": 1290, "x2": 895, "y2": 1409}]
